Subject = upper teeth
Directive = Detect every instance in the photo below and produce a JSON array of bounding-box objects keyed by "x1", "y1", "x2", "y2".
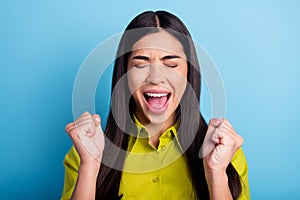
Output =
[{"x1": 145, "y1": 93, "x2": 168, "y2": 97}]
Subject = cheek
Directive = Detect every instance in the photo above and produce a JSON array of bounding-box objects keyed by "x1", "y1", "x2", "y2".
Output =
[
  {"x1": 176, "y1": 64, "x2": 188, "y2": 94},
  {"x1": 166, "y1": 66, "x2": 188, "y2": 96},
  {"x1": 173, "y1": 77, "x2": 187, "y2": 99},
  {"x1": 127, "y1": 69, "x2": 147, "y2": 94}
]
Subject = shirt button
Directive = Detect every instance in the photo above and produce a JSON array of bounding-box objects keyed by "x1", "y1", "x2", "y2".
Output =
[
  {"x1": 167, "y1": 132, "x2": 172, "y2": 138},
  {"x1": 161, "y1": 145, "x2": 166, "y2": 150},
  {"x1": 152, "y1": 176, "x2": 159, "y2": 183}
]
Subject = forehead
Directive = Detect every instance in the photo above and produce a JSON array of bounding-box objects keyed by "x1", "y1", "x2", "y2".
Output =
[{"x1": 131, "y1": 30, "x2": 186, "y2": 58}]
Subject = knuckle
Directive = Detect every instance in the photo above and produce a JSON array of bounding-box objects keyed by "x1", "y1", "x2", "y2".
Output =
[
  {"x1": 92, "y1": 114, "x2": 99, "y2": 120},
  {"x1": 227, "y1": 138, "x2": 235, "y2": 146},
  {"x1": 235, "y1": 135, "x2": 244, "y2": 147},
  {"x1": 239, "y1": 136, "x2": 244, "y2": 145},
  {"x1": 87, "y1": 114, "x2": 93, "y2": 120},
  {"x1": 219, "y1": 117, "x2": 225, "y2": 122},
  {"x1": 82, "y1": 111, "x2": 91, "y2": 117},
  {"x1": 65, "y1": 123, "x2": 72, "y2": 130},
  {"x1": 223, "y1": 118, "x2": 229, "y2": 125},
  {"x1": 67, "y1": 129, "x2": 76, "y2": 137}
]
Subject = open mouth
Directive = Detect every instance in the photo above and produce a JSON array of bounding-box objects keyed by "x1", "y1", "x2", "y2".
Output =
[{"x1": 143, "y1": 92, "x2": 171, "y2": 114}]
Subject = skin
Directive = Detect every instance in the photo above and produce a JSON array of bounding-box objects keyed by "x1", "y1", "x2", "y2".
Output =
[
  {"x1": 204, "y1": 118, "x2": 243, "y2": 200},
  {"x1": 127, "y1": 30, "x2": 188, "y2": 147},
  {"x1": 65, "y1": 30, "x2": 243, "y2": 200},
  {"x1": 65, "y1": 112, "x2": 104, "y2": 200}
]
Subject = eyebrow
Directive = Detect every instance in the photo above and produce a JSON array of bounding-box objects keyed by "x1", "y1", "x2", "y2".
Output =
[
  {"x1": 132, "y1": 55, "x2": 181, "y2": 61},
  {"x1": 132, "y1": 55, "x2": 150, "y2": 61},
  {"x1": 162, "y1": 55, "x2": 181, "y2": 60}
]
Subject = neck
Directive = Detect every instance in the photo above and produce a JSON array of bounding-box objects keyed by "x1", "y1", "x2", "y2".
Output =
[{"x1": 135, "y1": 112, "x2": 176, "y2": 148}]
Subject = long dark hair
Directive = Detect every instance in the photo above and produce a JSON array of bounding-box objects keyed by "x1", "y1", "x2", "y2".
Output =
[{"x1": 96, "y1": 10, "x2": 242, "y2": 199}]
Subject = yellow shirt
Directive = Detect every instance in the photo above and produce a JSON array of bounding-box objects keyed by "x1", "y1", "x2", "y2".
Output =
[{"x1": 61, "y1": 120, "x2": 250, "y2": 200}]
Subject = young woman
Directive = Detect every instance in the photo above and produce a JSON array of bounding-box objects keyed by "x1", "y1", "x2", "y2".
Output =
[{"x1": 61, "y1": 11, "x2": 250, "y2": 200}]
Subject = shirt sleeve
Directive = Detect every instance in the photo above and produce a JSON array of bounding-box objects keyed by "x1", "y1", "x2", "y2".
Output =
[
  {"x1": 61, "y1": 146, "x2": 80, "y2": 200},
  {"x1": 231, "y1": 147, "x2": 251, "y2": 200}
]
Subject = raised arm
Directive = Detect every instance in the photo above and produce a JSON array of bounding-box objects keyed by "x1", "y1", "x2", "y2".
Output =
[
  {"x1": 202, "y1": 118, "x2": 244, "y2": 200},
  {"x1": 65, "y1": 112, "x2": 105, "y2": 200}
]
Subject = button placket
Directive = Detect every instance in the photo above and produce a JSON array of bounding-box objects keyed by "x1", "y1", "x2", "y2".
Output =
[{"x1": 158, "y1": 132, "x2": 172, "y2": 163}]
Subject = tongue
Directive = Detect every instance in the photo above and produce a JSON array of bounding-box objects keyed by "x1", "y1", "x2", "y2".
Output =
[{"x1": 148, "y1": 96, "x2": 168, "y2": 108}]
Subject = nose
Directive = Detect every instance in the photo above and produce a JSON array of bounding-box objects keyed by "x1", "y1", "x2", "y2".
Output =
[{"x1": 147, "y1": 63, "x2": 165, "y2": 84}]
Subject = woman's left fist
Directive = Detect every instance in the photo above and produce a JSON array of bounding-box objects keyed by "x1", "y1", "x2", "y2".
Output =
[{"x1": 202, "y1": 118, "x2": 244, "y2": 173}]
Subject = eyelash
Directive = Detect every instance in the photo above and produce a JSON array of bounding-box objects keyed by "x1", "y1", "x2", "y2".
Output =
[
  {"x1": 134, "y1": 65, "x2": 148, "y2": 69},
  {"x1": 134, "y1": 64, "x2": 178, "y2": 69},
  {"x1": 166, "y1": 64, "x2": 178, "y2": 68}
]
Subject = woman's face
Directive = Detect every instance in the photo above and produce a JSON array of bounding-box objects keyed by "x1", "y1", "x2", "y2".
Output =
[{"x1": 127, "y1": 30, "x2": 188, "y2": 125}]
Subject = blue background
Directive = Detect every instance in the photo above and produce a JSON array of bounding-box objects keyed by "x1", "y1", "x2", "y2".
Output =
[{"x1": 1, "y1": 0, "x2": 299, "y2": 199}]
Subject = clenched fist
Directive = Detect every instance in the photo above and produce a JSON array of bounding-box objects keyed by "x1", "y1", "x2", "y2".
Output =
[
  {"x1": 65, "y1": 112, "x2": 105, "y2": 165},
  {"x1": 202, "y1": 118, "x2": 244, "y2": 174}
]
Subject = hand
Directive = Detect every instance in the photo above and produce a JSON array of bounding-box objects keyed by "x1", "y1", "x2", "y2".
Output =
[
  {"x1": 202, "y1": 118, "x2": 243, "y2": 174},
  {"x1": 65, "y1": 112, "x2": 105, "y2": 166}
]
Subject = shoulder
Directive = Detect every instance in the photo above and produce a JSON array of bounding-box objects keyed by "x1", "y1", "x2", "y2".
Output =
[
  {"x1": 61, "y1": 146, "x2": 81, "y2": 199},
  {"x1": 64, "y1": 146, "x2": 80, "y2": 171},
  {"x1": 231, "y1": 147, "x2": 248, "y2": 177},
  {"x1": 231, "y1": 147, "x2": 251, "y2": 199}
]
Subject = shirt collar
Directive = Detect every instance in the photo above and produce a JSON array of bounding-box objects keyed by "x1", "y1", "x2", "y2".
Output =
[{"x1": 132, "y1": 115, "x2": 183, "y2": 152}]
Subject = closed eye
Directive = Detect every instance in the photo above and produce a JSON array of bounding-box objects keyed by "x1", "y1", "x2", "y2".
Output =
[
  {"x1": 134, "y1": 64, "x2": 149, "y2": 69},
  {"x1": 162, "y1": 55, "x2": 180, "y2": 68},
  {"x1": 166, "y1": 64, "x2": 178, "y2": 68}
]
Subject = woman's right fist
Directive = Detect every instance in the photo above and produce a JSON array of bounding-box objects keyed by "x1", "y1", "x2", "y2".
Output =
[{"x1": 65, "y1": 112, "x2": 105, "y2": 165}]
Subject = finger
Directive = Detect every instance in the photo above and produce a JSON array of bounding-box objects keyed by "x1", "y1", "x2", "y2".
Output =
[
  {"x1": 220, "y1": 119, "x2": 242, "y2": 140},
  {"x1": 93, "y1": 114, "x2": 104, "y2": 135},
  {"x1": 223, "y1": 119, "x2": 233, "y2": 129},
  {"x1": 199, "y1": 124, "x2": 216, "y2": 158},
  {"x1": 209, "y1": 118, "x2": 224, "y2": 128},
  {"x1": 212, "y1": 127, "x2": 222, "y2": 144},
  {"x1": 213, "y1": 124, "x2": 235, "y2": 144},
  {"x1": 213, "y1": 119, "x2": 236, "y2": 138},
  {"x1": 66, "y1": 122, "x2": 77, "y2": 134},
  {"x1": 80, "y1": 111, "x2": 91, "y2": 118},
  {"x1": 92, "y1": 114, "x2": 101, "y2": 127},
  {"x1": 218, "y1": 121, "x2": 243, "y2": 147},
  {"x1": 220, "y1": 120, "x2": 236, "y2": 135},
  {"x1": 75, "y1": 114, "x2": 93, "y2": 124},
  {"x1": 73, "y1": 121, "x2": 95, "y2": 136},
  {"x1": 205, "y1": 123, "x2": 218, "y2": 144},
  {"x1": 65, "y1": 122, "x2": 74, "y2": 132},
  {"x1": 75, "y1": 113, "x2": 100, "y2": 127},
  {"x1": 67, "y1": 125, "x2": 81, "y2": 143},
  {"x1": 74, "y1": 119, "x2": 94, "y2": 128},
  {"x1": 215, "y1": 125, "x2": 242, "y2": 149}
]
